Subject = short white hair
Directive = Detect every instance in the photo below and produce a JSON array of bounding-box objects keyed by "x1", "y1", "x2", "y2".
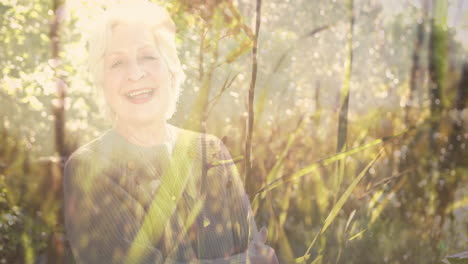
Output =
[{"x1": 87, "y1": 0, "x2": 185, "y2": 120}]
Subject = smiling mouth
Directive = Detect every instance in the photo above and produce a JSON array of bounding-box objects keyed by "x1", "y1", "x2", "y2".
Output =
[{"x1": 125, "y1": 88, "x2": 155, "y2": 104}]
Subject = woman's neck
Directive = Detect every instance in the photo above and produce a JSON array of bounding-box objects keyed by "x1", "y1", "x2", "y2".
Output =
[{"x1": 114, "y1": 120, "x2": 172, "y2": 147}]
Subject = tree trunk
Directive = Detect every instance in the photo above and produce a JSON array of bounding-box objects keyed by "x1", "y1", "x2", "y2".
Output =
[
  {"x1": 244, "y1": 0, "x2": 262, "y2": 184},
  {"x1": 314, "y1": 80, "x2": 321, "y2": 128},
  {"x1": 436, "y1": 62, "x2": 468, "y2": 232},
  {"x1": 48, "y1": 0, "x2": 66, "y2": 262},
  {"x1": 428, "y1": 0, "x2": 448, "y2": 151},
  {"x1": 404, "y1": 16, "x2": 425, "y2": 126},
  {"x1": 427, "y1": 0, "x2": 448, "y2": 257}
]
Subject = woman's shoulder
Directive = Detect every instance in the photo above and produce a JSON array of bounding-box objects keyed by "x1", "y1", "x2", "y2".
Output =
[
  {"x1": 64, "y1": 130, "x2": 114, "y2": 169},
  {"x1": 170, "y1": 126, "x2": 232, "y2": 164},
  {"x1": 171, "y1": 125, "x2": 223, "y2": 146}
]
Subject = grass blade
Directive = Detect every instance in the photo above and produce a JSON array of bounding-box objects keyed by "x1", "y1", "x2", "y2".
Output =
[
  {"x1": 254, "y1": 132, "x2": 401, "y2": 198},
  {"x1": 348, "y1": 229, "x2": 367, "y2": 241},
  {"x1": 300, "y1": 148, "x2": 384, "y2": 260},
  {"x1": 321, "y1": 148, "x2": 383, "y2": 234}
]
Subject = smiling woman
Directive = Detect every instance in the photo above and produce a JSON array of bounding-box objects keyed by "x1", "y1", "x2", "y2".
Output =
[
  {"x1": 102, "y1": 22, "x2": 172, "y2": 128},
  {"x1": 63, "y1": 1, "x2": 278, "y2": 264},
  {"x1": 87, "y1": 1, "x2": 184, "y2": 133}
]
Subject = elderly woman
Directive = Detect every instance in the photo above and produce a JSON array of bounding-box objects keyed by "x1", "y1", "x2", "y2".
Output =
[{"x1": 63, "y1": 1, "x2": 278, "y2": 264}]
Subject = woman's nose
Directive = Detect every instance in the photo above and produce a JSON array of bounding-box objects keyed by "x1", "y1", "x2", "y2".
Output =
[{"x1": 127, "y1": 61, "x2": 146, "y2": 81}]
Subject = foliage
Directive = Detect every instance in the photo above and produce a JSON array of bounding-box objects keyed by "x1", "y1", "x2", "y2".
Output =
[{"x1": 1, "y1": 0, "x2": 467, "y2": 263}]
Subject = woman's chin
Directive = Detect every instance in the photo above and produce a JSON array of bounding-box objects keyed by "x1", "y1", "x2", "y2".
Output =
[{"x1": 117, "y1": 112, "x2": 166, "y2": 126}]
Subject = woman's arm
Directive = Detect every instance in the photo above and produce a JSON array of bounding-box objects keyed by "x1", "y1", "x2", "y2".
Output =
[
  {"x1": 193, "y1": 136, "x2": 278, "y2": 263},
  {"x1": 63, "y1": 148, "x2": 163, "y2": 264}
]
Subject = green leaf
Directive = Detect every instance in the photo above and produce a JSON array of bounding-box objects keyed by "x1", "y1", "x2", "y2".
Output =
[{"x1": 225, "y1": 35, "x2": 253, "y2": 63}]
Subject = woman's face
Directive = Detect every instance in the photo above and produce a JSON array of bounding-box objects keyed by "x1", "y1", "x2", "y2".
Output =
[{"x1": 102, "y1": 22, "x2": 172, "y2": 125}]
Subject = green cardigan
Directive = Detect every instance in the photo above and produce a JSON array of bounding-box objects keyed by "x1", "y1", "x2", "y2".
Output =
[{"x1": 63, "y1": 126, "x2": 256, "y2": 264}]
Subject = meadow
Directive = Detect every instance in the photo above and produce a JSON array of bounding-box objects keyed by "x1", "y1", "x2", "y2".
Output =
[{"x1": 0, "y1": 0, "x2": 467, "y2": 263}]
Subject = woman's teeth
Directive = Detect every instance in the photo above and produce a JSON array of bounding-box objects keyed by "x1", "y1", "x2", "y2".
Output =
[{"x1": 125, "y1": 88, "x2": 154, "y2": 99}]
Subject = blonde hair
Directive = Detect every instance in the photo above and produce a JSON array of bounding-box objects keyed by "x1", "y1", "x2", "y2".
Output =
[{"x1": 87, "y1": 1, "x2": 185, "y2": 120}]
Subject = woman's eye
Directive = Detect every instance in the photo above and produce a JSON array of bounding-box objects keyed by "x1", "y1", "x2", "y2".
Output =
[
  {"x1": 110, "y1": 60, "x2": 123, "y2": 68},
  {"x1": 143, "y1": 55, "x2": 157, "y2": 60}
]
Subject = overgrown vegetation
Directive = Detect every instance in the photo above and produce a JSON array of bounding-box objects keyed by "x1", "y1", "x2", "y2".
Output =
[{"x1": 1, "y1": 0, "x2": 467, "y2": 263}]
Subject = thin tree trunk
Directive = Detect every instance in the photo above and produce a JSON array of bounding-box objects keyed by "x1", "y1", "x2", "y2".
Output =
[
  {"x1": 49, "y1": 0, "x2": 66, "y2": 262},
  {"x1": 314, "y1": 80, "x2": 321, "y2": 128},
  {"x1": 192, "y1": 25, "x2": 212, "y2": 132},
  {"x1": 404, "y1": 17, "x2": 425, "y2": 126},
  {"x1": 427, "y1": 0, "x2": 448, "y2": 257},
  {"x1": 244, "y1": 0, "x2": 262, "y2": 184},
  {"x1": 399, "y1": 0, "x2": 427, "y2": 175},
  {"x1": 51, "y1": 5, "x2": 66, "y2": 162},
  {"x1": 446, "y1": 63, "x2": 468, "y2": 166},
  {"x1": 428, "y1": 0, "x2": 447, "y2": 151},
  {"x1": 437, "y1": 62, "x2": 468, "y2": 235}
]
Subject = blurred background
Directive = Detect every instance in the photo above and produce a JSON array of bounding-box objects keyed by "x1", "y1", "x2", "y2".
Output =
[{"x1": 0, "y1": 0, "x2": 467, "y2": 263}]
